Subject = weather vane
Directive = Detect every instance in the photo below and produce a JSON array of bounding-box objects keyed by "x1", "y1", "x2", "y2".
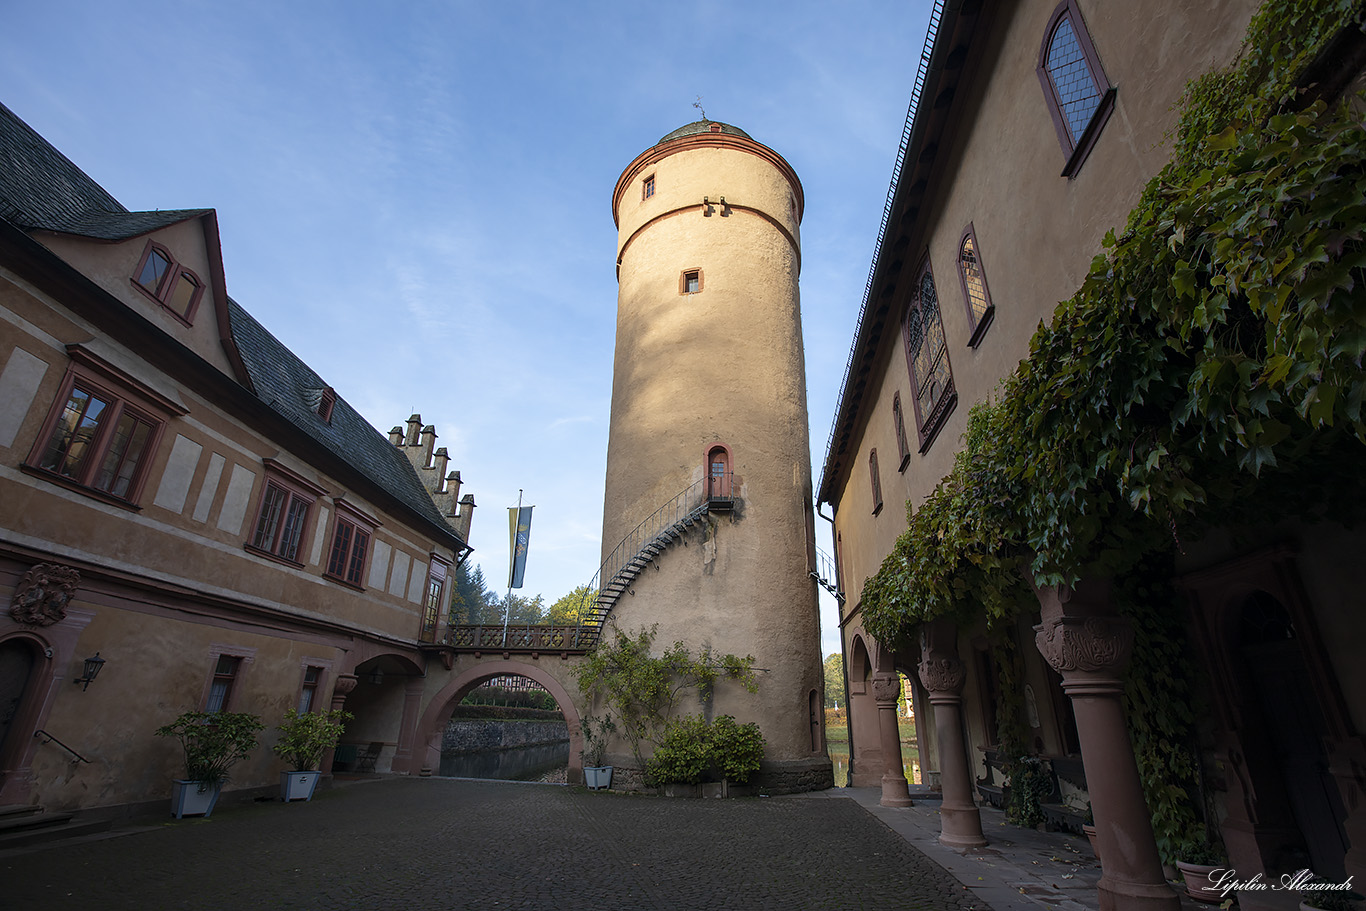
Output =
[{"x1": 693, "y1": 96, "x2": 707, "y2": 121}]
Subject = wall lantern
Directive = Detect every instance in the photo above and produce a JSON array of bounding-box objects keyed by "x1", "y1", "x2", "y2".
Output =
[{"x1": 74, "y1": 652, "x2": 106, "y2": 691}]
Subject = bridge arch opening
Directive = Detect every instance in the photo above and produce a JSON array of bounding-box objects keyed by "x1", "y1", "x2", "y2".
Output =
[{"x1": 408, "y1": 660, "x2": 584, "y2": 785}]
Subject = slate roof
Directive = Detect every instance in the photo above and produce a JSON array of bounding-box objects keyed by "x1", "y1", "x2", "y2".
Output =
[
  {"x1": 228, "y1": 299, "x2": 461, "y2": 536},
  {"x1": 0, "y1": 100, "x2": 464, "y2": 547}
]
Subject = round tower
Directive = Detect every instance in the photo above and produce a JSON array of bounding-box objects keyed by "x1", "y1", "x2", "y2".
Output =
[{"x1": 601, "y1": 120, "x2": 831, "y2": 791}]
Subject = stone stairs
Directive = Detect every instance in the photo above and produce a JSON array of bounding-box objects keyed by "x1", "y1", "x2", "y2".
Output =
[{"x1": 0, "y1": 803, "x2": 110, "y2": 851}]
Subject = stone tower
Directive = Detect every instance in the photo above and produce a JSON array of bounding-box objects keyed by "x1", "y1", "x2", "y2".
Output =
[{"x1": 601, "y1": 120, "x2": 831, "y2": 791}]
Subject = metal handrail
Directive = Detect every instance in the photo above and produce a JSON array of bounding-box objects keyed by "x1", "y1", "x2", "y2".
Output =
[
  {"x1": 821, "y1": 0, "x2": 946, "y2": 482},
  {"x1": 590, "y1": 472, "x2": 729, "y2": 597},
  {"x1": 811, "y1": 546, "x2": 843, "y2": 602},
  {"x1": 34, "y1": 729, "x2": 91, "y2": 763},
  {"x1": 440, "y1": 474, "x2": 736, "y2": 652}
]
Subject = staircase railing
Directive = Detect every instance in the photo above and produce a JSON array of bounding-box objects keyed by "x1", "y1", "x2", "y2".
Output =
[
  {"x1": 811, "y1": 546, "x2": 843, "y2": 603},
  {"x1": 574, "y1": 472, "x2": 734, "y2": 646},
  {"x1": 439, "y1": 474, "x2": 734, "y2": 653}
]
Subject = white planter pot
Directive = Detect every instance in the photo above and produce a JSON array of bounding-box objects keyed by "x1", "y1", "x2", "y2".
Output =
[
  {"x1": 281, "y1": 770, "x2": 323, "y2": 802},
  {"x1": 171, "y1": 779, "x2": 223, "y2": 819},
  {"x1": 584, "y1": 766, "x2": 613, "y2": 790}
]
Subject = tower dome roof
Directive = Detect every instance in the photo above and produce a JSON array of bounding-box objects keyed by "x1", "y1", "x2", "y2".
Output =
[{"x1": 657, "y1": 120, "x2": 752, "y2": 144}]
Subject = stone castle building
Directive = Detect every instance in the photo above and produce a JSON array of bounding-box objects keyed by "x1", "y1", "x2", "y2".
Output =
[{"x1": 596, "y1": 120, "x2": 831, "y2": 790}]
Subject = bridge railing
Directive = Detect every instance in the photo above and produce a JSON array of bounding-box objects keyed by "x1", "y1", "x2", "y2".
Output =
[{"x1": 438, "y1": 624, "x2": 590, "y2": 653}]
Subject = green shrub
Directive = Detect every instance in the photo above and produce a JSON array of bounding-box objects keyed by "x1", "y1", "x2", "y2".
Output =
[
  {"x1": 156, "y1": 710, "x2": 264, "y2": 786},
  {"x1": 645, "y1": 714, "x2": 765, "y2": 786}
]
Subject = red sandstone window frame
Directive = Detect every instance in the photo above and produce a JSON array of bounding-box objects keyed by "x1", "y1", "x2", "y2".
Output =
[
  {"x1": 323, "y1": 499, "x2": 380, "y2": 590},
  {"x1": 420, "y1": 554, "x2": 450, "y2": 643},
  {"x1": 297, "y1": 664, "x2": 325, "y2": 713},
  {"x1": 679, "y1": 268, "x2": 704, "y2": 295},
  {"x1": 957, "y1": 223, "x2": 996, "y2": 347},
  {"x1": 245, "y1": 459, "x2": 328, "y2": 567},
  {"x1": 131, "y1": 239, "x2": 206, "y2": 326},
  {"x1": 869, "y1": 448, "x2": 883, "y2": 516},
  {"x1": 902, "y1": 258, "x2": 958, "y2": 453},
  {"x1": 23, "y1": 346, "x2": 183, "y2": 508},
  {"x1": 892, "y1": 392, "x2": 911, "y2": 472},
  {"x1": 200, "y1": 644, "x2": 256, "y2": 713},
  {"x1": 642, "y1": 174, "x2": 656, "y2": 200},
  {"x1": 1036, "y1": 0, "x2": 1115, "y2": 178}
]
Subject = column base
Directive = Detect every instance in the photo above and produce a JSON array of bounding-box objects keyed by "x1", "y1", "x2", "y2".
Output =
[
  {"x1": 1097, "y1": 875, "x2": 1181, "y2": 911},
  {"x1": 938, "y1": 805, "x2": 988, "y2": 848},
  {"x1": 880, "y1": 773, "x2": 913, "y2": 807}
]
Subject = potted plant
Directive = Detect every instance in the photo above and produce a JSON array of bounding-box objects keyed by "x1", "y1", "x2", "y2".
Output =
[
  {"x1": 1297, "y1": 873, "x2": 1363, "y2": 911},
  {"x1": 581, "y1": 714, "x2": 616, "y2": 790},
  {"x1": 1081, "y1": 803, "x2": 1098, "y2": 858},
  {"x1": 1174, "y1": 834, "x2": 1227, "y2": 904},
  {"x1": 155, "y1": 710, "x2": 264, "y2": 819},
  {"x1": 273, "y1": 708, "x2": 353, "y2": 802}
]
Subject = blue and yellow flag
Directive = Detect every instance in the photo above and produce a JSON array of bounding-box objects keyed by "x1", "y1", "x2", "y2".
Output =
[{"x1": 507, "y1": 505, "x2": 533, "y2": 589}]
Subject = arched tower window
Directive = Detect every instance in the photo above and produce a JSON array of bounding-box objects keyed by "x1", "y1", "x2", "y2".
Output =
[
  {"x1": 957, "y1": 224, "x2": 995, "y2": 346},
  {"x1": 903, "y1": 261, "x2": 957, "y2": 451},
  {"x1": 1037, "y1": 0, "x2": 1114, "y2": 177}
]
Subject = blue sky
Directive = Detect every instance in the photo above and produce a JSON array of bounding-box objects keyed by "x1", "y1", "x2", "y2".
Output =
[{"x1": 2, "y1": 0, "x2": 933, "y2": 656}]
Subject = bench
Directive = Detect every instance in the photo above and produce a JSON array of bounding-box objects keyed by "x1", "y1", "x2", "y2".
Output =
[
  {"x1": 976, "y1": 747, "x2": 1011, "y2": 809},
  {"x1": 1040, "y1": 755, "x2": 1090, "y2": 834}
]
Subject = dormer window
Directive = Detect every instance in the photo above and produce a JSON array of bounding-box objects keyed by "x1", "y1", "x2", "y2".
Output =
[
  {"x1": 317, "y1": 386, "x2": 336, "y2": 423},
  {"x1": 135, "y1": 246, "x2": 172, "y2": 296},
  {"x1": 132, "y1": 240, "x2": 205, "y2": 325}
]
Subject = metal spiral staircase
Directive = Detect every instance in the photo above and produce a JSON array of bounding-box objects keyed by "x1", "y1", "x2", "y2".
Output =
[
  {"x1": 434, "y1": 474, "x2": 733, "y2": 654},
  {"x1": 575, "y1": 473, "x2": 734, "y2": 648}
]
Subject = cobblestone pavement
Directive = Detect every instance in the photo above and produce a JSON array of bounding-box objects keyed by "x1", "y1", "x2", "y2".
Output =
[{"x1": 1, "y1": 778, "x2": 990, "y2": 911}]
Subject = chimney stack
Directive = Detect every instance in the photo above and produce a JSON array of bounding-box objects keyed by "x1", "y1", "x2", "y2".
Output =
[
  {"x1": 405, "y1": 414, "x2": 422, "y2": 447},
  {"x1": 419, "y1": 425, "x2": 437, "y2": 468}
]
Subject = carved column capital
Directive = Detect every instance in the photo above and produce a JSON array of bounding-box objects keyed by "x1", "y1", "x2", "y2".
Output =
[
  {"x1": 1034, "y1": 614, "x2": 1134, "y2": 678},
  {"x1": 870, "y1": 672, "x2": 902, "y2": 707},
  {"x1": 331, "y1": 673, "x2": 359, "y2": 710},
  {"x1": 9, "y1": 563, "x2": 81, "y2": 627},
  {"x1": 918, "y1": 655, "x2": 966, "y2": 697}
]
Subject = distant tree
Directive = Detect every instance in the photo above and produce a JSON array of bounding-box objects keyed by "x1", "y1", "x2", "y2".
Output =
[
  {"x1": 823, "y1": 653, "x2": 846, "y2": 709},
  {"x1": 494, "y1": 592, "x2": 546, "y2": 625},
  {"x1": 547, "y1": 585, "x2": 597, "y2": 625},
  {"x1": 449, "y1": 563, "x2": 496, "y2": 625}
]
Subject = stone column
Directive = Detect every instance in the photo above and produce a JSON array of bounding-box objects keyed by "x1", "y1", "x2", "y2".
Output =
[
  {"x1": 1033, "y1": 582, "x2": 1178, "y2": 911},
  {"x1": 919, "y1": 619, "x2": 987, "y2": 848},
  {"x1": 872, "y1": 670, "x2": 913, "y2": 807},
  {"x1": 320, "y1": 674, "x2": 359, "y2": 776}
]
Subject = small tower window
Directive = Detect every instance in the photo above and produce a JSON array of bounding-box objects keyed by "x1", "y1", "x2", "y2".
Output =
[
  {"x1": 642, "y1": 174, "x2": 655, "y2": 200},
  {"x1": 679, "y1": 269, "x2": 704, "y2": 295}
]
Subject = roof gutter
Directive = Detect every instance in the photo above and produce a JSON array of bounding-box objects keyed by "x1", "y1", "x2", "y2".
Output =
[{"x1": 816, "y1": 0, "x2": 970, "y2": 505}]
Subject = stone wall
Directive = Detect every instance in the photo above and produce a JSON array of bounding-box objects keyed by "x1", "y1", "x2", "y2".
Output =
[{"x1": 442, "y1": 720, "x2": 568, "y2": 754}]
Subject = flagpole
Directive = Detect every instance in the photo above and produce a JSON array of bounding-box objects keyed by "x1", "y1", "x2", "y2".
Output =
[{"x1": 502, "y1": 488, "x2": 522, "y2": 645}]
